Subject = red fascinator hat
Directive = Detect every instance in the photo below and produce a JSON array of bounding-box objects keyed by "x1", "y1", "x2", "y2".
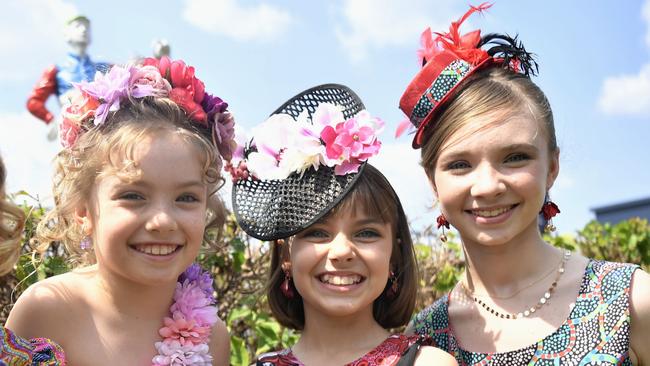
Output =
[{"x1": 399, "y1": 3, "x2": 538, "y2": 148}]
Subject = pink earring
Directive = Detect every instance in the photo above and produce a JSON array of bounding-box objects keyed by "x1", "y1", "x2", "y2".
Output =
[
  {"x1": 540, "y1": 199, "x2": 560, "y2": 232},
  {"x1": 80, "y1": 235, "x2": 92, "y2": 250},
  {"x1": 436, "y1": 214, "x2": 450, "y2": 242},
  {"x1": 386, "y1": 271, "x2": 399, "y2": 299}
]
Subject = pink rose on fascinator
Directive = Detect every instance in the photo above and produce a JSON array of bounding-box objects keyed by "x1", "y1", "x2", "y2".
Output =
[{"x1": 129, "y1": 65, "x2": 171, "y2": 98}]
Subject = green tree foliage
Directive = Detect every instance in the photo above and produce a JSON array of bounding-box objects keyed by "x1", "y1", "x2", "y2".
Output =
[{"x1": 1, "y1": 193, "x2": 648, "y2": 365}]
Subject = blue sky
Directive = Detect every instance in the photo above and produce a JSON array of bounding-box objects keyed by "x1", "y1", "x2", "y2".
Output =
[{"x1": 1, "y1": 0, "x2": 649, "y2": 236}]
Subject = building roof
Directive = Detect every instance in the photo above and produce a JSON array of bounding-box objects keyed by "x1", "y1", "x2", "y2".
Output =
[{"x1": 592, "y1": 196, "x2": 650, "y2": 214}]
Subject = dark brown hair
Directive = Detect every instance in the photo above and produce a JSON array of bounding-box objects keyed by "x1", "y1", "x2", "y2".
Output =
[{"x1": 266, "y1": 164, "x2": 418, "y2": 330}]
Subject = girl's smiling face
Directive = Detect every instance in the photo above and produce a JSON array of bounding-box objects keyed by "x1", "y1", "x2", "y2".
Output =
[
  {"x1": 432, "y1": 112, "x2": 559, "y2": 248},
  {"x1": 79, "y1": 130, "x2": 209, "y2": 285},
  {"x1": 287, "y1": 207, "x2": 394, "y2": 320}
]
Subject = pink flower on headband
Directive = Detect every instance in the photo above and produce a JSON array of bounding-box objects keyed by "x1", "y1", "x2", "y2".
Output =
[
  {"x1": 78, "y1": 65, "x2": 131, "y2": 125},
  {"x1": 129, "y1": 65, "x2": 172, "y2": 98},
  {"x1": 318, "y1": 105, "x2": 383, "y2": 175}
]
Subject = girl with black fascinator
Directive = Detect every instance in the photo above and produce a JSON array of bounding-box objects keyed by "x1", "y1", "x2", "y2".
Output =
[{"x1": 231, "y1": 84, "x2": 457, "y2": 366}]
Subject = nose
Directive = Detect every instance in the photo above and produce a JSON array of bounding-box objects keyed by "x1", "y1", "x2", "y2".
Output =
[
  {"x1": 469, "y1": 161, "x2": 506, "y2": 198},
  {"x1": 327, "y1": 233, "x2": 355, "y2": 262},
  {"x1": 145, "y1": 203, "x2": 178, "y2": 233}
]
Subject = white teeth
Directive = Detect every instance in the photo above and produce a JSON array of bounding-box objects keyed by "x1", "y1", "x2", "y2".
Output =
[
  {"x1": 473, "y1": 207, "x2": 510, "y2": 218},
  {"x1": 134, "y1": 244, "x2": 178, "y2": 256},
  {"x1": 320, "y1": 274, "x2": 362, "y2": 286}
]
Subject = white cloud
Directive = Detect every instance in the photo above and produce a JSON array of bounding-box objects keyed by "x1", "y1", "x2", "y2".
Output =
[
  {"x1": 0, "y1": 112, "x2": 61, "y2": 208},
  {"x1": 0, "y1": 0, "x2": 78, "y2": 82},
  {"x1": 182, "y1": 0, "x2": 292, "y2": 42},
  {"x1": 598, "y1": 0, "x2": 650, "y2": 117},
  {"x1": 598, "y1": 63, "x2": 650, "y2": 116},
  {"x1": 335, "y1": 0, "x2": 458, "y2": 62}
]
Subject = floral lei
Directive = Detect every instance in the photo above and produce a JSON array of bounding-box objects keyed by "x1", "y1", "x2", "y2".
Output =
[
  {"x1": 59, "y1": 56, "x2": 236, "y2": 167},
  {"x1": 152, "y1": 263, "x2": 218, "y2": 366},
  {"x1": 228, "y1": 103, "x2": 383, "y2": 181}
]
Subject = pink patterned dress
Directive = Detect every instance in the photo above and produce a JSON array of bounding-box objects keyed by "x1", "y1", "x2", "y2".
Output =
[
  {"x1": 256, "y1": 334, "x2": 430, "y2": 366},
  {"x1": 1, "y1": 327, "x2": 65, "y2": 365}
]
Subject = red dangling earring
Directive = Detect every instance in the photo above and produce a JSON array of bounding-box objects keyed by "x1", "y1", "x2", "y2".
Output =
[
  {"x1": 436, "y1": 214, "x2": 450, "y2": 242},
  {"x1": 280, "y1": 263, "x2": 295, "y2": 299},
  {"x1": 386, "y1": 271, "x2": 399, "y2": 299},
  {"x1": 540, "y1": 198, "x2": 560, "y2": 233}
]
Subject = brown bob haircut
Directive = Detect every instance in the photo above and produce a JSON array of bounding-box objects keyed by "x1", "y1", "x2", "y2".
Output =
[{"x1": 266, "y1": 164, "x2": 418, "y2": 330}]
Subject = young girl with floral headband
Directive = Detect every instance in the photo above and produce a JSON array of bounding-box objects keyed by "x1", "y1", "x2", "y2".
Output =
[
  {"x1": 6, "y1": 57, "x2": 235, "y2": 365},
  {"x1": 230, "y1": 84, "x2": 457, "y2": 366},
  {"x1": 1, "y1": 155, "x2": 66, "y2": 365},
  {"x1": 397, "y1": 4, "x2": 650, "y2": 365}
]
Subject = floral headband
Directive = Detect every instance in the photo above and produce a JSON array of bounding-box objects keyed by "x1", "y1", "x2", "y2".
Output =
[
  {"x1": 230, "y1": 102, "x2": 383, "y2": 181},
  {"x1": 398, "y1": 2, "x2": 537, "y2": 148},
  {"x1": 59, "y1": 56, "x2": 236, "y2": 166}
]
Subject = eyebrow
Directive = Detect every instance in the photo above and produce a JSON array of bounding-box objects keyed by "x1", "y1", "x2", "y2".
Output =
[
  {"x1": 114, "y1": 180, "x2": 206, "y2": 189},
  {"x1": 440, "y1": 143, "x2": 539, "y2": 160}
]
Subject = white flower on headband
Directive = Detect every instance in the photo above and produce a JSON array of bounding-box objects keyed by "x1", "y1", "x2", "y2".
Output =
[{"x1": 244, "y1": 103, "x2": 383, "y2": 180}]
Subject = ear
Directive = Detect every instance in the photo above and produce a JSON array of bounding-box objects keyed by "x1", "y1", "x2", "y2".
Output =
[
  {"x1": 546, "y1": 148, "x2": 560, "y2": 190},
  {"x1": 74, "y1": 203, "x2": 93, "y2": 235}
]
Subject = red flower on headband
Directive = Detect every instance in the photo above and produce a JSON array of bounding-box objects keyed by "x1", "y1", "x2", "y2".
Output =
[
  {"x1": 143, "y1": 56, "x2": 207, "y2": 123},
  {"x1": 418, "y1": 2, "x2": 492, "y2": 66}
]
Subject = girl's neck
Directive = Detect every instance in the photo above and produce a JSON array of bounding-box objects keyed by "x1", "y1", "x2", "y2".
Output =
[
  {"x1": 88, "y1": 264, "x2": 177, "y2": 321},
  {"x1": 461, "y1": 221, "x2": 561, "y2": 298},
  {"x1": 293, "y1": 306, "x2": 389, "y2": 364}
]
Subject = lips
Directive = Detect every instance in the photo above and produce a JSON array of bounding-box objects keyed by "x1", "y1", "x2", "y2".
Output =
[
  {"x1": 318, "y1": 273, "x2": 364, "y2": 286},
  {"x1": 130, "y1": 243, "x2": 181, "y2": 256},
  {"x1": 468, "y1": 204, "x2": 517, "y2": 218}
]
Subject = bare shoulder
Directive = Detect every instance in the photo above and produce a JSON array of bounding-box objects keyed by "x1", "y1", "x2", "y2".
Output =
[
  {"x1": 415, "y1": 345, "x2": 457, "y2": 366},
  {"x1": 629, "y1": 268, "x2": 650, "y2": 366},
  {"x1": 6, "y1": 269, "x2": 91, "y2": 339},
  {"x1": 209, "y1": 315, "x2": 230, "y2": 366}
]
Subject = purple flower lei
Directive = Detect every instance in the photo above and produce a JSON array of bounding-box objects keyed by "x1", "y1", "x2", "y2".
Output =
[{"x1": 152, "y1": 263, "x2": 218, "y2": 366}]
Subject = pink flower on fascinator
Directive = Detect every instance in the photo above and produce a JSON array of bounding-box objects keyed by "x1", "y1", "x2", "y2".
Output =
[
  {"x1": 129, "y1": 65, "x2": 171, "y2": 98},
  {"x1": 319, "y1": 106, "x2": 383, "y2": 175}
]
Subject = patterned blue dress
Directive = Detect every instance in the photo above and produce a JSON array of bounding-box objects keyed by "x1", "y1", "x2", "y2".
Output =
[{"x1": 412, "y1": 260, "x2": 639, "y2": 365}]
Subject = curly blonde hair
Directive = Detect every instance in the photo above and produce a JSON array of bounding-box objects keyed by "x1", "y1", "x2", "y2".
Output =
[
  {"x1": 35, "y1": 97, "x2": 227, "y2": 267},
  {"x1": 0, "y1": 156, "x2": 26, "y2": 276}
]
